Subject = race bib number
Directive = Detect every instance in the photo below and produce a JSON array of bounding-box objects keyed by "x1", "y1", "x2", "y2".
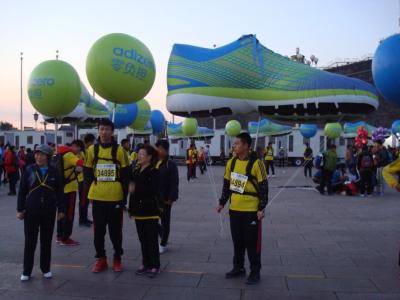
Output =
[
  {"x1": 96, "y1": 164, "x2": 116, "y2": 182},
  {"x1": 230, "y1": 172, "x2": 248, "y2": 194}
]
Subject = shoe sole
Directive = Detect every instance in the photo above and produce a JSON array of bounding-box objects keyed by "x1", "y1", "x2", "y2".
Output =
[
  {"x1": 246, "y1": 280, "x2": 260, "y2": 285},
  {"x1": 167, "y1": 92, "x2": 378, "y2": 121},
  {"x1": 225, "y1": 273, "x2": 246, "y2": 279},
  {"x1": 92, "y1": 267, "x2": 108, "y2": 273}
]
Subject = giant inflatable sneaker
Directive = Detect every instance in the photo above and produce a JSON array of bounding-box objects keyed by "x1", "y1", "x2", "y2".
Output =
[
  {"x1": 248, "y1": 119, "x2": 292, "y2": 138},
  {"x1": 167, "y1": 35, "x2": 378, "y2": 122}
]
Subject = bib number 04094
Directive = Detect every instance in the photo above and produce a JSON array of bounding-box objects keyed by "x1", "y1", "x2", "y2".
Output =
[{"x1": 229, "y1": 172, "x2": 248, "y2": 194}]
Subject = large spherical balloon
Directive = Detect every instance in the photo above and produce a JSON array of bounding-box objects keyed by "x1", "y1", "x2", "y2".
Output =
[
  {"x1": 86, "y1": 33, "x2": 156, "y2": 104},
  {"x1": 225, "y1": 120, "x2": 241, "y2": 137},
  {"x1": 28, "y1": 60, "x2": 80, "y2": 117},
  {"x1": 372, "y1": 34, "x2": 400, "y2": 105},
  {"x1": 392, "y1": 120, "x2": 400, "y2": 136},
  {"x1": 300, "y1": 124, "x2": 317, "y2": 138},
  {"x1": 182, "y1": 118, "x2": 198, "y2": 136},
  {"x1": 150, "y1": 110, "x2": 165, "y2": 135},
  {"x1": 106, "y1": 101, "x2": 138, "y2": 129},
  {"x1": 324, "y1": 123, "x2": 342, "y2": 139},
  {"x1": 130, "y1": 99, "x2": 151, "y2": 130}
]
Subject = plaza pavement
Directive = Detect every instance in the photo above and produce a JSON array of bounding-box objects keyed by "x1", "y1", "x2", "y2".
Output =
[{"x1": 0, "y1": 165, "x2": 399, "y2": 299}]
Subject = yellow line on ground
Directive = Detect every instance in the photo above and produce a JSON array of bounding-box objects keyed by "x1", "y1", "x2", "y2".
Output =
[
  {"x1": 164, "y1": 269, "x2": 203, "y2": 275},
  {"x1": 52, "y1": 264, "x2": 86, "y2": 269},
  {"x1": 286, "y1": 274, "x2": 325, "y2": 279}
]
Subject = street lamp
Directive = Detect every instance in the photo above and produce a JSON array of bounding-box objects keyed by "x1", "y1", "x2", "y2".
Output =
[
  {"x1": 33, "y1": 112, "x2": 39, "y2": 130},
  {"x1": 20, "y1": 52, "x2": 23, "y2": 131}
]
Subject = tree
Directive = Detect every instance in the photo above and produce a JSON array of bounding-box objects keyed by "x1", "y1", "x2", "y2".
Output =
[{"x1": 0, "y1": 121, "x2": 16, "y2": 131}]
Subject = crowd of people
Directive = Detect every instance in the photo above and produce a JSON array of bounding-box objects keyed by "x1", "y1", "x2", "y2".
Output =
[
  {"x1": 7, "y1": 120, "x2": 400, "y2": 286},
  {"x1": 15, "y1": 119, "x2": 180, "y2": 281},
  {"x1": 306, "y1": 141, "x2": 400, "y2": 196}
]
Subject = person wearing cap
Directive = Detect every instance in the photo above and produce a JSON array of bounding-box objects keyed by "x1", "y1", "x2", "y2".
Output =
[{"x1": 17, "y1": 144, "x2": 66, "y2": 281}]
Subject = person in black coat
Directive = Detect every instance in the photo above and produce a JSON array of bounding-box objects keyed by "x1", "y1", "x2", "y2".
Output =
[
  {"x1": 155, "y1": 140, "x2": 179, "y2": 254},
  {"x1": 128, "y1": 145, "x2": 163, "y2": 278},
  {"x1": 17, "y1": 144, "x2": 66, "y2": 281}
]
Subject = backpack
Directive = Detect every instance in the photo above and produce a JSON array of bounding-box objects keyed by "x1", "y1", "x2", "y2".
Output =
[
  {"x1": 360, "y1": 155, "x2": 373, "y2": 171},
  {"x1": 229, "y1": 153, "x2": 259, "y2": 197},
  {"x1": 51, "y1": 152, "x2": 76, "y2": 185},
  {"x1": 93, "y1": 143, "x2": 120, "y2": 183},
  {"x1": 314, "y1": 153, "x2": 325, "y2": 169}
]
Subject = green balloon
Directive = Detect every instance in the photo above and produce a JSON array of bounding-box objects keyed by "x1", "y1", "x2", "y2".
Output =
[
  {"x1": 324, "y1": 122, "x2": 342, "y2": 139},
  {"x1": 225, "y1": 120, "x2": 241, "y2": 137},
  {"x1": 86, "y1": 33, "x2": 156, "y2": 104},
  {"x1": 182, "y1": 118, "x2": 198, "y2": 136},
  {"x1": 130, "y1": 99, "x2": 151, "y2": 130},
  {"x1": 28, "y1": 60, "x2": 81, "y2": 118}
]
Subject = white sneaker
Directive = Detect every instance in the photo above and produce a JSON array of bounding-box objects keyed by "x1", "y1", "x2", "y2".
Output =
[
  {"x1": 159, "y1": 245, "x2": 167, "y2": 254},
  {"x1": 43, "y1": 272, "x2": 52, "y2": 279},
  {"x1": 20, "y1": 275, "x2": 30, "y2": 281},
  {"x1": 272, "y1": 175, "x2": 276, "y2": 178}
]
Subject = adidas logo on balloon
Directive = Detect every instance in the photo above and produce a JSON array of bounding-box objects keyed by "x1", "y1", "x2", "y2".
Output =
[{"x1": 113, "y1": 47, "x2": 155, "y2": 71}]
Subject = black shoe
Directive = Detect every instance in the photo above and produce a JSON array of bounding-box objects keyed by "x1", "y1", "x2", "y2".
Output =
[
  {"x1": 246, "y1": 272, "x2": 260, "y2": 285},
  {"x1": 225, "y1": 268, "x2": 246, "y2": 279}
]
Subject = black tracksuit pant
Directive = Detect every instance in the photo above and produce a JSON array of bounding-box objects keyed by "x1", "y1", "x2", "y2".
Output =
[
  {"x1": 229, "y1": 210, "x2": 262, "y2": 274},
  {"x1": 158, "y1": 203, "x2": 172, "y2": 247},
  {"x1": 57, "y1": 192, "x2": 76, "y2": 241},
  {"x1": 319, "y1": 169, "x2": 333, "y2": 194},
  {"x1": 23, "y1": 209, "x2": 56, "y2": 276},
  {"x1": 78, "y1": 182, "x2": 89, "y2": 222},
  {"x1": 359, "y1": 170, "x2": 373, "y2": 195},
  {"x1": 135, "y1": 218, "x2": 160, "y2": 268},
  {"x1": 304, "y1": 160, "x2": 313, "y2": 177},
  {"x1": 265, "y1": 160, "x2": 275, "y2": 175},
  {"x1": 8, "y1": 171, "x2": 17, "y2": 194},
  {"x1": 92, "y1": 200, "x2": 123, "y2": 260}
]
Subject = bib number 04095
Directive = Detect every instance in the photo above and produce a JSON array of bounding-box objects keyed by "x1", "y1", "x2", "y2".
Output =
[{"x1": 96, "y1": 164, "x2": 116, "y2": 182}]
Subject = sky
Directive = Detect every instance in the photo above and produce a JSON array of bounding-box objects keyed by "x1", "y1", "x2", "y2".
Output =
[{"x1": 0, "y1": 0, "x2": 398, "y2": 129}]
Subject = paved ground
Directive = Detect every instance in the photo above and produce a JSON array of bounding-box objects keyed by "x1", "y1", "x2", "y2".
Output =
[{"x1": 0, "y1": 165, "x2": 400, "y2": 299}]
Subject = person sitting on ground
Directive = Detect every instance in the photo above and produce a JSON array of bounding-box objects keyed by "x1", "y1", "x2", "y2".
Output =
[
  {"x1": 331, "y1": 164, "x2": 346, "y2": 194},
  {"x1": 343, "y1": 165, "x2": 360, "y2": 196}
]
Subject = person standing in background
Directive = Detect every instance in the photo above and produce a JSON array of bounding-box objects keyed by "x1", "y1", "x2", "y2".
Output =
[
  {"x1": 4, "y1": 145, "x2": 18, "y2": 195},
  {"x1": 264, "y1": 142, "x2": 275, "y2": 178},
  {"x1": 155, "y1": 140, "x2": 179, "y2": 254},
  {"x1": 303, "y1": 143, "x2": 313, "y2": 177}
]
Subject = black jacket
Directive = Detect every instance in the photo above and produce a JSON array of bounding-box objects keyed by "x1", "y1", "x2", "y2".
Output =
[
  {"x1": 129, "y1": 165, "x2": 162, "y2": 217},
  {"x1": 157, "y1": 158, "x2": 179, "y2": 202},
  {"x1": 17, "y1": 164, "x2": 66, "y2": 213}
]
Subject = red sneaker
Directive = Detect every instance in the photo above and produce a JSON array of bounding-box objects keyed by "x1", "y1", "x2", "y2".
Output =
[
  {"x1": 59, "y1": 238, "x2": 80, "y2": 246},
  {"x1": 112, "y1": 259, "x2": 123, "y2": 272},
  {"x1": 92, "y1": 258, "x2": 108, "y2": 273}
]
